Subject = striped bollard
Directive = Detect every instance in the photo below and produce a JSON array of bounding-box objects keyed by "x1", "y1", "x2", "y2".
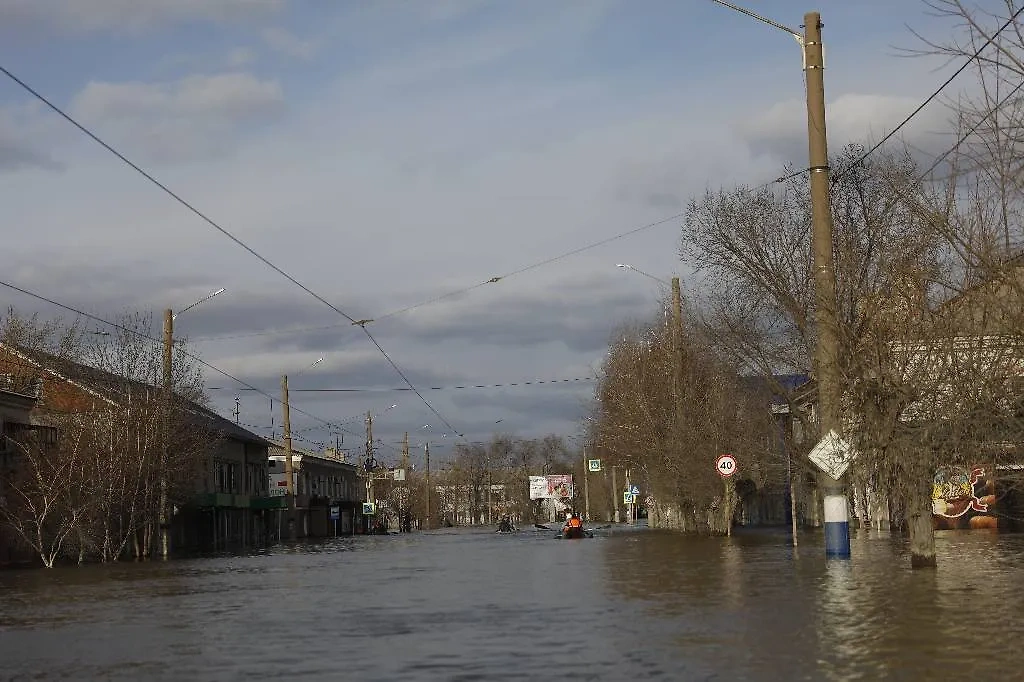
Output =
[{"x1": 824, "y1": 494, "x2": 851, "y2": 559}]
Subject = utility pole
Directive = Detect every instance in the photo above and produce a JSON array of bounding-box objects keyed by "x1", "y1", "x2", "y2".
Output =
[
  {"x1": 401, "y1": 432, "x2": 410, "y2": 532},
  {"x1": 804, "y1": 11, "x2": 849, "y2": 559},
  {"x1": 486, "y1": 453, "x2": 492, "y2": 525},
  {"x1": 365, "y1": 411, "x2": 375, "y2": 532},
  {"x1": 582, "y1": 445, "x2": 591, "y2": 522},
  {"x1": 159, "y1": 308, "x2": 173, "y2": 560},
  {"x1": 611, "y1": 466, "x2": 620, "y2": 523},
  {"x1": 424, "y1": 442, "x2": 431, "y2": 530},
  {"x1": 281, "y1": 374, "x2": 296, "y2": 540},
  {"x1": 671, "y1": 277, "x2": 683, "y2": 394}
]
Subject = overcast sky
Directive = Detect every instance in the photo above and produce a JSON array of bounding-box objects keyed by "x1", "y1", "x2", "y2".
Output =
[{"x1": 0, "y1": 0, "x2": 971, "y2": 465}]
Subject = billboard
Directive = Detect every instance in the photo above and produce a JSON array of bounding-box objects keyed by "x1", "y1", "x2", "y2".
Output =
[
  {"x1": 269, "y1": 472, "x2": 292, "y2": 497},
  {"x1": 529, "y1": 474, "x2": 574, "y2": 500}
]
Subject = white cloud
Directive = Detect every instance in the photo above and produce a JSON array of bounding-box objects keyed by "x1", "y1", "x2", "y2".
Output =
[
  {"x1": 0, "y1": 0, "x2": 971, "y2": 446},
  {"x1": 0, "y1": 109, "x2": 60, "y2": 173},
  {"x1": 0, "y1": 0, "x2": 285, "y2": 33},
  {"x1": 226, "y1": 47, "x2": 258, "y2": 68},
  {"x1": 261, "y1": 27, "x2": 316, "y2": 60},
  {"x1": 69, "y1": 72, "x2": 286, "y2": 163},
  {"x1": 737, "y1": 93, "x2": 954, "y2": 165}
]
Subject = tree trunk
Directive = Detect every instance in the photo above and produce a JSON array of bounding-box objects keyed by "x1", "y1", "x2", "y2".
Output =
[{"x1": 906, "y1": 471, "x2": 937, "y2": 569}]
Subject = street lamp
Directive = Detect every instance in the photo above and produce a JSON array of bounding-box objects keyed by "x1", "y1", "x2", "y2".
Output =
[
  {"x1": 616, "y1": 263, "x2": 670, "y2": 286},
  {"x1": 172, "y1": 287, "x2": 225, "y2": 321}
]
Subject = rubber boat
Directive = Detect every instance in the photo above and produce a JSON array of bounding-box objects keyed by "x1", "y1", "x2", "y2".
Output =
[{"x1": 556, "y1": 528, "x2": 594, "y2": 539}]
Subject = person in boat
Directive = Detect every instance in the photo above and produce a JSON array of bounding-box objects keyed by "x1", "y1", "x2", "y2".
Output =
[
  {"x1": 497, "y1": 516, "x2": 515, "y2": 533},
  {"x1": 562, "y1": 511, "x2": 584, "y2": 538}
]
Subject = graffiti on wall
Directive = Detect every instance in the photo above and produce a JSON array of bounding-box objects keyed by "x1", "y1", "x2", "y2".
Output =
[{"x1": 932, "y1": 465, "x2": 998, "y2": 530}]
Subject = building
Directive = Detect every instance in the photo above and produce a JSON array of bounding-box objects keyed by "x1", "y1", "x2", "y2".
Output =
[
  {"x1": 735, "y1": 373, "x2": 814, "y2": 528},
  {"x1": 0, "y1": 377, "x2": 42, "y2": 566},
  {"x1": 0, "y1": 341, "x2": 275, "y2": 559},
  {"x1": 267, "y1": 440, "x2": 362, "y2": 537},
  {"x1": 789, "y1": 256, "x2": 1024, "y2": 532}
]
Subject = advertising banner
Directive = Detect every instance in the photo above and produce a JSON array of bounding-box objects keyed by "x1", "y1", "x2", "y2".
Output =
[
  {"x1": 529, "y1": 474, "x2": 574, "y2": 500},
  {"x1": 932, "y1": 465, "x2": 997, "y2": 530}
]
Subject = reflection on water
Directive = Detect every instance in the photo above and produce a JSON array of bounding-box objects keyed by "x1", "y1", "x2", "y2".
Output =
[{"x1": 1, "y1": 527, "x2": 1023, "y2": 680}]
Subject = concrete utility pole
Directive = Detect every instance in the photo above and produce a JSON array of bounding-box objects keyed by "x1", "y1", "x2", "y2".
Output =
[
  {"x1": 611, "y1": 466, "x2": 620, "y2": 523},
  {"x1": 160, "y1": 309, "x2": 173, "y2": 560},
  {"x1": 804, "y1": 11, "x2": 849, "y2": 559},
  {"x1": 364, "y1": 411, "x2": 375, "y2": 531},
  {"x1": 281, "y1": 375, "x2": 297, "y2": 540},
  {"x1": 582, "y1": 445, "x2": 591, "y2": 522},
  {"x1": 424, "y1": 442, "x2": 431, "y2": 530},
  {"x1": 486, "y1": 452, "x2": 492, "y2": 525},
  {"x1": 401, "y1": 432, "x2": 410, "y2": 532}
]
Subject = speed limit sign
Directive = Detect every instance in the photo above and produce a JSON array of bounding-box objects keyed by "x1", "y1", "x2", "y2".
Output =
[{"x1": 715, "y1": 454, "x2": 737, "y2": 478}]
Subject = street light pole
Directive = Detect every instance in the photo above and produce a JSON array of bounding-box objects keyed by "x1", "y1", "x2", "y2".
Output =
[
  {"x1": 424, "y1": 442, "x2": 431, "y2": 530},
  {"x1": 160, "y1": 309, "x2": 173, "y2": 560},
  {"x1": 707, "y1": 0, "x2": 849, "y2": 560},
  {"x1": 803, "y1": 11, "x2": 849, "y2": 559},
  {"x1": 159, "y1": 287, "x2": 225, "y2": 559},
  {"x1": 582, "y1": 445, "x2": 591, "y2": 522},
  {"x1": 281, "y1": 374, "x2": 296, "y2": 540}
]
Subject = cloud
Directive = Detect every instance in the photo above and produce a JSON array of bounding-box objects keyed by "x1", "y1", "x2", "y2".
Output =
[
  {"x1": 0, "y1": 105, "x2": 64, "y2": 173},
  {"x1": 70, "y1": 72, "x2": 286, "y2": 163},
  {"x1": 737, "y1": 93, "x2": 954, "y2": 167},
  {"x1": 1, "y1": 0, "x2": 969, "y2": 454},
  {"x1": 261, "y1": 27, "x2": 316, "y2": 59},
  {"x1": 0, "y1": 0, "x2": 286, "y2": 33}
]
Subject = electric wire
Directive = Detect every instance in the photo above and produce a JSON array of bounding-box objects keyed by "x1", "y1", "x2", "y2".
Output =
[
  {"x1": 207, "y1": 375, "x2": 598, "y2": 392},
  {"x1": 0, "y1": 278, "x2": 371, "y2": 446},
  {"x1": 190, "y1": 168, "x2": 807, "y2": 345},
  {"x1": 0, "y1": 63, "x2": 462, "y2": 439},
  {"x1": 832, "y1": 4, "x2": 1024, "y2": 181}
]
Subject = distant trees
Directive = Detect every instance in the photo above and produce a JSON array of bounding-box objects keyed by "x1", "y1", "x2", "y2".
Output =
[{"x1": 409, "y1": 434, "x2": 579, "y2": 526}]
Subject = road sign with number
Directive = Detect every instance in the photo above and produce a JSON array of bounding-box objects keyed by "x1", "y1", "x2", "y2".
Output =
[
  {"x1": 588, "y1": 459, "x2": 602, "y2": 472},
  {"x1": 716, "y1": 454, "x2": 738, "y2": 478}
]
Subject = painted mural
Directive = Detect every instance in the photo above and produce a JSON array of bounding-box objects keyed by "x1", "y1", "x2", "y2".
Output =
[{"x1": 932, "y1": 465, "x2": 998, "y2": 530}]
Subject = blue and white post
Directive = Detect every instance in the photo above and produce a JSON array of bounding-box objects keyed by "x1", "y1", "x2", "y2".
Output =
[{"x1": 823, "y1": 493, "x2": 851, "y2": 558}]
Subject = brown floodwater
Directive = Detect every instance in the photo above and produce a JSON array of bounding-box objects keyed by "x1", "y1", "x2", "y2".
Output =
[{"x1": 1, "y1": 525, "x2": 1022, "y2": 680}]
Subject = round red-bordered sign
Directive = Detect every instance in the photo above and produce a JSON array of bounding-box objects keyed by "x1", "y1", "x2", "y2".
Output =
[{"x1": 715, "y1": 454, "x2": 738, "y2": 478}]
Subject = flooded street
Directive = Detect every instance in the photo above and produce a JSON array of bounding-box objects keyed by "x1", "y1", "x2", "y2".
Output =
[{"x1": 2, "y1": 527, "x2": 1024, "y2": 680}]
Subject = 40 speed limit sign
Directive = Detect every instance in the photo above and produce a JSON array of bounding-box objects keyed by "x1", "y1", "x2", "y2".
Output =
[{"x1": 715, "y1": 454, "x2": 738, "y2": 478}]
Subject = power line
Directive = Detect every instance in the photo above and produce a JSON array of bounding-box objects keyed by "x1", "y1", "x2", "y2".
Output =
[
  {"x1": 0, "y1": 63, "x2": 461, "y2": 440},
  {"x1": 0, "y1": 277, "x2": 368, "y2": 445},
  {"x1": 207, "y1": 375, "x2": 599, "y2": 392},
  {"x1": 833, "y1": 4, "x2": 1024, "y2": 181},
  {"x1": 189, "y1": 211, "x2": 691, "y2": 342},
  {"x1": 917, "y1": 77, "x2": 1024, "y2": 181},
  {"x1": 190, "y1": 169, "x2": 807, "y2": 345}
]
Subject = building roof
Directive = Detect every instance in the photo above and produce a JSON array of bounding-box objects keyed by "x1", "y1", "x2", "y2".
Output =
[
  {"x1": 268, "y1": 439, "x2": 357, "y2": 469},
  {"x1": 0, "y1": 341, "x2": 269, "y2": 447},
  {"x1": 739, "y1": 373, "x2": 811, "y2": 408}
]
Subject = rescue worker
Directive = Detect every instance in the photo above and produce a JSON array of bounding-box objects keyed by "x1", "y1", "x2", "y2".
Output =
[{"x1": 562, "y1": 511, "x2": 584, "y2": 538}]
